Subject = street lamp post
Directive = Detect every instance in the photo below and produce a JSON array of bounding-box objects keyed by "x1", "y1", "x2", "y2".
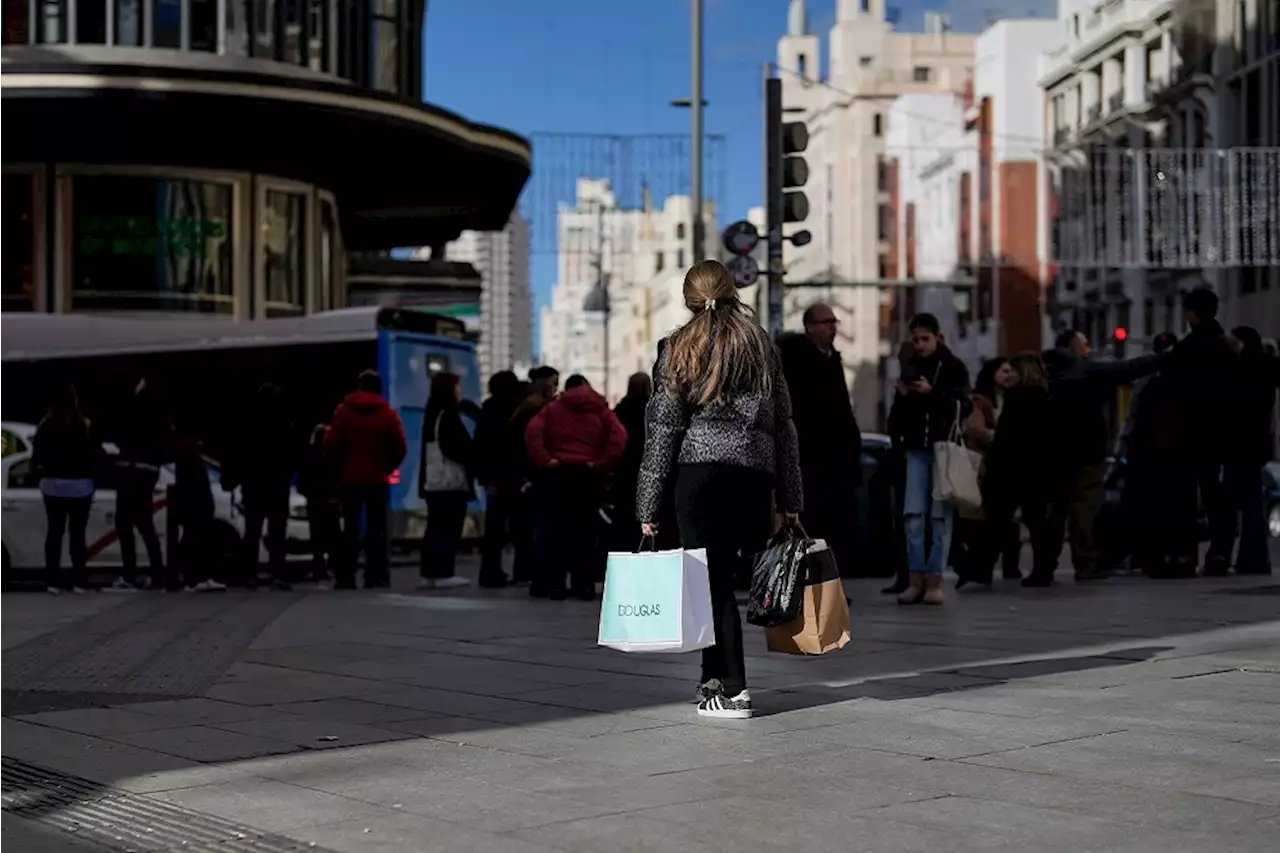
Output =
[{"x1": 691, "y1": 0, "x2": 704, "y2": 263}]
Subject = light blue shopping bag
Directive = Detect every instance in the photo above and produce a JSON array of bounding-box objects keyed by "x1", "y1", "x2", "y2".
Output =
[{"x1": 598, "y1": 548, "x2": 715, "y2": 653}]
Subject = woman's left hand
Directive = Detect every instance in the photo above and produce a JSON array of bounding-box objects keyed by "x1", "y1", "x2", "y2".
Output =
[{"x1": 780, "y1": 511, "x2": 799, "y2": 527}]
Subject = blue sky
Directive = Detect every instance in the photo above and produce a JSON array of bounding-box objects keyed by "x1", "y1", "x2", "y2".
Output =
[{"x1": 422, "y1": 0, "x2": 1055, "y2": 315}]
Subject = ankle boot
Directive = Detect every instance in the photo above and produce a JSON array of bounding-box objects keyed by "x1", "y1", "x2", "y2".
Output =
[
  {"x1": 923, "y1": 573, "x2": 945, "y2": 605},
  {"x1": 897, "y1": 572, "x2": 925, "y2": 605}
]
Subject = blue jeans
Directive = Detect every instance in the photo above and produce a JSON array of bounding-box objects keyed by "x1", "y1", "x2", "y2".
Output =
[{"x1": 903, "y1": 450, "x2": 954, "y2": 575}]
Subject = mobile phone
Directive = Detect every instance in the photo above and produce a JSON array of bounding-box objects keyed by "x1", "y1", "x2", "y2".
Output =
[{"x1": 900, "y1": 366, "x2": 921, "y2": 384}]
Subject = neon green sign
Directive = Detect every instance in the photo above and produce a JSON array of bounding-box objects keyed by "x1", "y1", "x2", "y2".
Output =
[{"x1": 77, "y1": 215, "x2": 228, "y2": 256}]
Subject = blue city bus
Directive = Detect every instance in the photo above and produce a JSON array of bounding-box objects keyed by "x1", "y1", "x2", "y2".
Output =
[{"x1": 1, "y1": 307, "x2": 483, "y2": 544}]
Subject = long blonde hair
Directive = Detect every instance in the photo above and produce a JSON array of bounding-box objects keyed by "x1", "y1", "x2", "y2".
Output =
[{"x1": 663, "y1": 260, "x2": 772, "y2": 406}]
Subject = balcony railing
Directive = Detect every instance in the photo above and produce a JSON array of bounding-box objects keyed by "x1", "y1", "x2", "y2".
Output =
[
  {"x1": 1087, "y1": 103, "x2": 1102, "y2": 123},
  {"x1": 1108, "y1": 91, "x2": 1125, "y2": 112},
  {"x1": 1054, "y1": 126, "x2": 1073, "y2": 146}
]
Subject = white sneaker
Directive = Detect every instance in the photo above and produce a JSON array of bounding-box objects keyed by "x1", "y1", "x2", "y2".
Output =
[
  {"x1": 697, "y1": 690, "x2": 753, "y2": 720},
  {"x1": 419, "y1": 578, "x2": 437, "y2": 590},
  {"x1": 46, "y1": 586, "x2": 61, "y2": 596},
  {"x1": 432, "y1": 576, "x2": 471, "y2": 590},
  {"x1": 70, "y1": 587, "x2": 89, "y2": 595},
  {"x1": 104, "y1": 576, "x2": 139, "y2": 593},
  {"x1": 186, "y1": 579, "x2": 228, "y2": 592}
]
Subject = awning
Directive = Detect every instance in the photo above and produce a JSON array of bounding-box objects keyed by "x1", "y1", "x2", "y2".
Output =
[{"x1": 1, "y1": 46, "x2": 532, "y2": 249}]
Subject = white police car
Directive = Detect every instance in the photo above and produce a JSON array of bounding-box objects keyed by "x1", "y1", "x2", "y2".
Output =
[{"x1": 1, "y1": 422, "x2": 308, "y2": 581}]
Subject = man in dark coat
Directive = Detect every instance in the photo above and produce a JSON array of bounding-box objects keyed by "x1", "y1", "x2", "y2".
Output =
[
  {"x1": 474, "y1": 371, "x2": 523, "y2": 588},
  {"x1": 779, "y1": 303, "x2": 864, "y2": 576},
  {"x1": 1159, "y1": 288, "x2": 1244, "y2": 576},
  {"x1": 1042, "y1": 327, "x2": 1164, "y2": 581},
  {"x1": 508, "y1": 366, "x2": 559, "y2": 588}
]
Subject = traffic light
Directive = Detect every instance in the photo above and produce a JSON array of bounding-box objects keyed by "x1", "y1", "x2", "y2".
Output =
[
  {"x1": 1113, "y1": 326, "x2": 1127, "y2": 359},
  {"x1": 765, "y1": 77, "x2": 811, "y2": 339},
  {"x1": 779, "y1": 121, "x2": 809, "y2": 223}
]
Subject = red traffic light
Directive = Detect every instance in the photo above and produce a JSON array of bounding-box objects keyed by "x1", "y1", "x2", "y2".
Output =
[{"x1": 1114, "y1": 327, "x2": 1128, "y2": 341}]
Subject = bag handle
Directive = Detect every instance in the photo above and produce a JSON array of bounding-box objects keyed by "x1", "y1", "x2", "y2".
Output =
[
  {"x1": 636, "y1": 534, "x2": 658, "y2": 552},
  {"x1": 948, "y1": 399, "x2": 966, "y2": 446}
]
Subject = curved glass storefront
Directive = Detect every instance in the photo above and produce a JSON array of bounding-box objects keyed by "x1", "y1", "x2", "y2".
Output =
[
  {"x1": 3, "y1": 166, "x2": 344, "y2": 317},
  {"x1": 3, "y1": 1, "x2": 419, "y2": 98}
]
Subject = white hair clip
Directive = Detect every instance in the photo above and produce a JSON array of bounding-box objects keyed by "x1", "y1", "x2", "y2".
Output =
[{"x1": 704, "y1": 298, "x2": 717, "y2": 312}]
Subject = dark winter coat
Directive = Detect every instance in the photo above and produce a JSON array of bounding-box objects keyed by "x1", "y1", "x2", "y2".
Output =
[
  {"x1": 526, "y1": 386, "x2": 627, "y2": 471},
  {"x1": 225, "y1": 402, "x2": 297, "y2": 491},
  {"x1": 778, "y1": 333, "x2": 863, "y2": 499},
  {"x1": 172, "y1": 440, "x2": 215, "y2": 522},
  {"x1": 419, "y1": 400, "x2": 479, "y2": 499},
  {"x1": 117, "y1": 389, "x2": 172, "y2": 468},
  {"x1": 297, "y1": 434, "x2": 340, "y2": 503},
  {"x1": 1159, "y1": 320, "x2": 1237, "y2": 458},
  {"x1": 1121, "y1": 372, "x2": 1179, "y2": 463},
  {"x1": 887, "y1": 343, "x2": 972, "y2": 452},
  {"x1": 33, "y1": 416, "x2": 103, "y2": 482},
  {"x1": 1234, "y1": 351, "x2": 1280, "y2": 466},
  {"x1": 1042, "y1": 347, "x2": 1165, "y2": 466},
  {"x1": 473, "y1": 393, "x2": 522, "y2": 489},
  {"x1": 508, "y1": 393, "x2": 551, "y2": 483},
  {"x1": 611, "y1": 394, "x2": 649, "y2": 504},
  {"x1": 982, "y1": 384, "x2": 1066, "y2": 507},
  {"x1": 325, "y1": 391, "x2": 408, "y2": 487}
]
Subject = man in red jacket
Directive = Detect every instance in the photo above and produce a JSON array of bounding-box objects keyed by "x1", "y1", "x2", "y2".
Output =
[
  {"x1": 525, "y1": 375, "x2": 626, "y2": 600},
  {"x1": 325, "y1": 370, "x2": 407, "y2": 589}
]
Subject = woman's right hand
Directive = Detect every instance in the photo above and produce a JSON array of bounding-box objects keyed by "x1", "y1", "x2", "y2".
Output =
[{"x1": 641, "y1": 522, "x2": 659, "y2": 538}]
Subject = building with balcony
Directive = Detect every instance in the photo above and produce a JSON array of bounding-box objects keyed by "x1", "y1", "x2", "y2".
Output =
[
  {"x1": 539, "y1": 178, "x2": 716, "y2": 400},
  {"x1": 2, "y1": 2, "x2": 531, "y2": 320},
  {"x1": 777, "y1": 0, "x2": 976, "y2": 423},
  {"x1": 884, "y1": 19, "x2": 1061, "y2": 408}
]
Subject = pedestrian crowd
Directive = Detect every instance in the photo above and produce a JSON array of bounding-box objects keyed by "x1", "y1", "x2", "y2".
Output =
[{"x1": 24, "y1": 261, "x2": 1278, "y2": 721}]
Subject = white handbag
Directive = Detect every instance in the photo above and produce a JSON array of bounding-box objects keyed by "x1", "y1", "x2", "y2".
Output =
[
  {"x1": 932, "y1": 400, "x2": 983, "y2": 512},
  {"x1": 422, "y1": 411, "x2": 471, "y2": 493}
]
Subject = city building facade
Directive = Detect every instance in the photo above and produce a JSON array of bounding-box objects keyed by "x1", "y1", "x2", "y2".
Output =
[
  {"x1": 540, "y1": 179, "x2": 715, "y2": 400},
  {"x1": 435, "y1": 215, "x2": 533, "y2": 381},
  {"x1": 776, "y1": 0, "x2": 977, "y2": 423},
  {"x1": 2, "y1": 1, "x2": 530, "y2": 320}
]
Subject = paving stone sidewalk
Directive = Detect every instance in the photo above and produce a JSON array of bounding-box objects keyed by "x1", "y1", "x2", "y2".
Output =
[{"x1": 3, "y1": 563, "x2": 1279, "y2": 853}]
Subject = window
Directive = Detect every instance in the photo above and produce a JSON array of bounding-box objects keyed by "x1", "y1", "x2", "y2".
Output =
[
  {"x1": 878, "y1": 204, "x2": 891, "y2": 241},
  {"x1": 319, "y1": 197, "x2": 338, "y2": 309},
  {"x1": 797, "y1": 53, "x2": 807, "y2": 78},
  {"x1": 282, "y1": 0, "x2": 304, "y2": 64},
  {"x1": 153, "y1": 0, "x2": 181, "y2": 48},
  {"x1": 263, "y1": 190, "x2": 307, "y2": 317},
  {"x1": 255, "y1": 0, "x2": 276, "y2": 57},
  {"x1": 676, "y1": 249, "x2": 686, "y2": 269},
  {"x1": 370, "y1": 0, "x2": 400, "y2": 94},
  {"x1": 676, "y1": 222, "x2": 686, "y2": 240},
  {"x1": 912, "y1": 66, "x2": 932, "y2": 82},
  {"x1": 859, "y1": 55, "x2": 873, "y2": 67},
  {"x1": 39, "y1": 0, "x2": 67, "y2": 43},
  {"x1": 114, "y1": 1, "x2": 143, "y2": 45},
  {"x1": 878, "y1": 256, "x2": 888, "y2": 279},
  {"x1": 2, "y1": 428, "x2": 28, "y2": 459},
  {"x1": 191, "y1": 0, "x2": 219, "y2": 51},
  {"x1": 77, "y1": 0, "x2": 108, "y2": 43},
  {"x1": 876, "y1": 156, "x2": 888, "y2": 192},
  {"x1": 654, "y1": 251, "x2": 665, "y2": 273},
  {"x1": 3, "y1": 0, "x2": 30, "y2": 43},
  {"x1": 873, "y1": 113, "x2": 883, "y2": 137},
  {"x1": 308, "y1": 0, "x2": 332, "y2": 71},
  {"x1": 7, "y1": 457, "x2": 40, "y2": 490},
  {"x1": 3, "y1": 173, "x2": 36, "y2": 312},
  {"x1": 71, "y1": 175, "x2": 234, "y2": 314}
]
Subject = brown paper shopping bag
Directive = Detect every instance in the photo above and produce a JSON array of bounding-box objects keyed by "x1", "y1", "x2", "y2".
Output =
[{"x1": 764, "y1": 541, "x2": 852, "y2": 656}]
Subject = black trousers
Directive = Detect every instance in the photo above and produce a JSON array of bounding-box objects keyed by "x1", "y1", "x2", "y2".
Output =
[
  {"x1": 675, "y1": 463, "x2": 773, "y2": 697},
  {"x1": 339, "y1": 484, "x2": 390, "y2": 586},
  {"x1": 307, "y1": 498, "x2": 341, "y2": 577},
  {"x1": 509, "y1": 486, "x2": 535, "y2": 584},
  {"x1": 538, "y1": 465, "x2": 603, "y2": 597},
  {"x1": 800, "y1": 489, "x2": 858, "y2": 578},
  {"x1": 177, "y1": 514, "x2": 217, "y2": 586},
  {"x1": 983, "y1": 494, "x2": 1056, "y2": 579},
  {"x1": 116, "y1": 466, "x2": 164, "y2": 582},
  {"x1": 43, "y1": 495, "x2": 91, "y2": 590},
  {"x1": 1171, "y1": 458, "x2": 1230, "y2": 564},
  {"x1": 423, "y1": 492, "x2": 469, "y2": 579},
  {"x1": 242, "y1": 479, "x2": 290, "y2": 584},
  {"x1": 480, "y1": 487, "x2": 512, "y2": 584}
]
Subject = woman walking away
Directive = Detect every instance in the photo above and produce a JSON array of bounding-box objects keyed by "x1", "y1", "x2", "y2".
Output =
[
  {"x1": 887, "y1": 313, "x2": 972, "y2": 605},
  {"x1": 956, "y1": 357, "x2": 1022, "y2": 588},
  {"x1": 33, "y1": 385, "x2": 103, "y2": 594},
  {"x1": 419, "y1": 372, "x2": 479, "y2": 589},
  {"x1": 638, "y1": 260, "x2": 803, "y2": 720},
  {"x1": 980, "y1": 354, "x2": 1067, "y2": 587}
]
